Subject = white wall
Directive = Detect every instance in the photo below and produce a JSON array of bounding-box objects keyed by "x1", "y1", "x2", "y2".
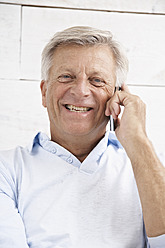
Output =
[{"x1": 0, "y1": 1, "x2": 165, "y2": 153}]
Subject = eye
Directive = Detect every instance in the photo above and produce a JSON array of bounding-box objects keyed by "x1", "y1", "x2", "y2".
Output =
[
  {"x1": 89, "y1": 77, "x2": 105, "y2": 87},
  {"x1": 57, "y1": 74, "x2": 74, "y2": 83}
]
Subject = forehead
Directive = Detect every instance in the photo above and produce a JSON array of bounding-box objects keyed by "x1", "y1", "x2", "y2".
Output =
[{"x1": 51, "y1": 44, "x2": 116, "y2": 74}]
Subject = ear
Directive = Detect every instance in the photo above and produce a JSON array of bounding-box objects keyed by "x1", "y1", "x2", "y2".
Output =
[{"x1": 40, "y1": 80, "x2": 47, "y2": 108}]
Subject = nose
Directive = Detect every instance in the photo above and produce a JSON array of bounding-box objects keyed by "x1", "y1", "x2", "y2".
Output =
[{"x1": 70, "y1": 76, "x2": 91, "y2": 98}]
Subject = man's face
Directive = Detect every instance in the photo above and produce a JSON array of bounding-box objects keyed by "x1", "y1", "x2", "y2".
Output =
[{"x1": 41, "y1": 44, "x2": 116, "y2": 141}]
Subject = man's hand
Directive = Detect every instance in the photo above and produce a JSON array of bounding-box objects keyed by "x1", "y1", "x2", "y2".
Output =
[
  {"x1": 106, "y1": 84, "x2": 165, "y2": 237},
  {"x1": 105, "y1": 84, "x2": 147, "y2": 156}
]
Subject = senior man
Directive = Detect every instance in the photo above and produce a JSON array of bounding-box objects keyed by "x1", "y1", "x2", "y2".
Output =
[{"x1": 0, "y1": 26, "x2": 165, "y2": 248}]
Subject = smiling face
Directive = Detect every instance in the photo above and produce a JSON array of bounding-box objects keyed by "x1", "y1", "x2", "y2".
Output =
[{"x1": 41, "y1": 44, "x2": 116, "y2": 144}]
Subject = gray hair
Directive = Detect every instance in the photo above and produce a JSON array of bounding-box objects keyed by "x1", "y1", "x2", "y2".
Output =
[{"x1": 41, "y1": 26, "x2": 129, "y2": 87}]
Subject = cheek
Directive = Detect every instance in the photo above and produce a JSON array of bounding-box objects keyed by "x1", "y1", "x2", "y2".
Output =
[
  {"x1": 98, "y1": 87, "x2": 114, "y2": 107},
  {"x1": 47, "y1": 84, "x2": 62, "y2": 105},
  {"x1": 46, "y1": 88, "x2": 58, "y2": 116}
]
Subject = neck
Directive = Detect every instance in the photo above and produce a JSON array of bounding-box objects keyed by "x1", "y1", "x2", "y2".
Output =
[{"x1": 51, "y1": 130, "x2": 106, "y2": 162}]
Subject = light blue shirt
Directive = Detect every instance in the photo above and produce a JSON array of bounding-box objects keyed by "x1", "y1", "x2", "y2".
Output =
[{"x1": 0, "y1": 131, "x2": 165, "y2": 248}]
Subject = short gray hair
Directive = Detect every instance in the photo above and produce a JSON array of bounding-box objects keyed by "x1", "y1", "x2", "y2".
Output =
[{"x1": 41, "y1": 26, "x2": 129, "y2": 86}]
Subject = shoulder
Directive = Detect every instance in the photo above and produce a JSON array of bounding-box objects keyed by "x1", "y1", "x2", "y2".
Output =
[
  {"x1": 0, "y1": 146, "x2": 25, "y2": 171},
  {"x1": 0, "y1": 133, "x2": 42, "y2": 199},
  {"x1": 0, "y1": 132, "x2": 46, "y2": 169},
  {"x1": 0, "y1": 133, "x2": 40, "y2": 193}
]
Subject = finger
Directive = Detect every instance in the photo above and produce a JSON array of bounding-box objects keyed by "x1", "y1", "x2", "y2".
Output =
[
  {"x1": 112, "y1": 103, "x2": 121, "y2": 119},
  {"x1": 105, "y1": 84, "x2": 130, "y2": 117},
  {"x1": 121, "y1": 83, "x2": 130, "y2": 93},
  {"x1": 105, "y1": 93, "x2": 121, "y2": 117}
]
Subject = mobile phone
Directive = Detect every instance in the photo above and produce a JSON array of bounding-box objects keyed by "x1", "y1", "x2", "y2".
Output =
[
  {"x1": 110, "y1": 86, "x2": 121, "y2": 131},
  {"x1": 110, "y1": 115, "x2": 115, "y2": 131}
]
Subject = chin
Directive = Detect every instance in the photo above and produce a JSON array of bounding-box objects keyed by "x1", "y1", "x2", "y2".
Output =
[
  {"x1": 65, "y1": 129, "x2": 92, "y2": 137},
  {"x1": 63, "y1": 123, "x2": 93, "y2": 136},
  {"x1": 64, "y1": 122, "x2": 107, "y2": 137}
]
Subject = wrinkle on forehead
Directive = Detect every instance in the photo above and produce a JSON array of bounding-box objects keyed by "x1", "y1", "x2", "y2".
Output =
[{"x1": 50, "y1": 44, "x2": 116, "y2": 82}]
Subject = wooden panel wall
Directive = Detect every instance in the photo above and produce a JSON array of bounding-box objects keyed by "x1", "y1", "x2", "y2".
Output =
[{"x1": 0, "y1": 1, "x2": 165, "y2": 152}]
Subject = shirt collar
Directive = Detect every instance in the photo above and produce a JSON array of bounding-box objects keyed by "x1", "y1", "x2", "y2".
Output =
[{"x1": 27, "y1": 131, "x2": 122, "y2": 174}]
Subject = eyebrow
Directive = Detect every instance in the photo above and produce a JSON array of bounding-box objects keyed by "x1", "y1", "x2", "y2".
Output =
[
  {"x1": 55, "y1": 66, "x2": 109, "y2": 76},
  {"x1": 52, "y1": 63, "x2": 115, "y2": 81}
]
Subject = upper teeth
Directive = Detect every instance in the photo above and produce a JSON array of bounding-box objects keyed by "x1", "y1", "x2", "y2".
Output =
[{"x1": 65, "y1": 105, "x2": 91, "y2": 112}]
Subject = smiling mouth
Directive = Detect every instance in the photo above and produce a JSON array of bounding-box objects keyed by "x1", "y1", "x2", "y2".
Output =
[{"x1": 65, "y1": 104, "x2": 92, "y2": 112}]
